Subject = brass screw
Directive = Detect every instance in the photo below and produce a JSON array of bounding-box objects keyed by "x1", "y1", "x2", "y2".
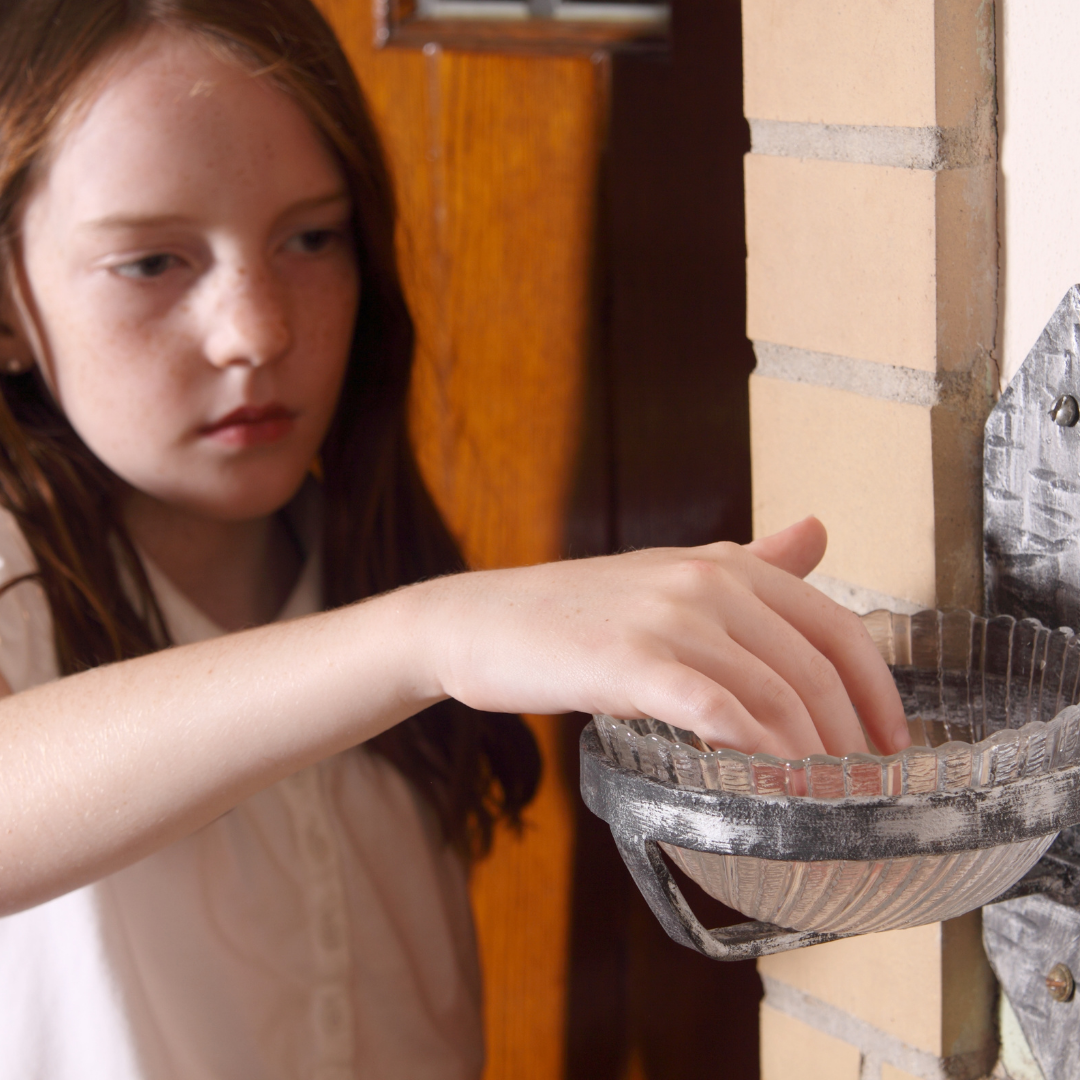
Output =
[{"x1": 1046, "y1": 962, "x2": 1075, "y2": 1002}]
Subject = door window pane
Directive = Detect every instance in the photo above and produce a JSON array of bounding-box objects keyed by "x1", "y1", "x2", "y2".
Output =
[{"x1": 415, "y1": 0, "x2": 667, "y2": 21}]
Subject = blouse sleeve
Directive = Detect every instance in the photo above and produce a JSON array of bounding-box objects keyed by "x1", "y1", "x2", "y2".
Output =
[{"x1": 0, "y1": 508, "x2": 58, "y2": 693}]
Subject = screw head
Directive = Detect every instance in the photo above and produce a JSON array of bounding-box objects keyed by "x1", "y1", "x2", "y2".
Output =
[
  {"x1": 1050, "y1": 394, "x2": 1080, "y2": 427},
  {"x1": 1047, "y1": 962, "x2": 1076, "y2": 1002}
]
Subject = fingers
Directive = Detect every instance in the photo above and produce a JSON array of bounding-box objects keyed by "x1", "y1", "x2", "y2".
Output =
[
  {"x1": 804, "y1": 601, "x2": 910, "y2": 755},
  {"x1": 654, "y1": 627, "x2": 829, "y2": 757},
  {"x1": 623, "y1": 657, "x2": 823, "y2": 760},
  {"x1": 744, "y1": 516, "x2": 827, "y2": 580},
  {"x1": 608, "y1": 543, "x2": 903, "y2": 758},
  {"x1": 740, "y1": 560, "x2": 909, "y2": 755},
  {"x1": 694, "y1": 526, "x2": 907, "y2": 755},
  {"x1": 712, "y1": 588, "x2": 870, "y2": 756}
]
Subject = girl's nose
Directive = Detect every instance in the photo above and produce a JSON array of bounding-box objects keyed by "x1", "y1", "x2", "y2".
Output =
[{"x1": 202, "y1": 265, "x2": 292, "y2": 369}]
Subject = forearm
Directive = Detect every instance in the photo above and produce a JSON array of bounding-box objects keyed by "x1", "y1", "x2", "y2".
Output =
[{"x1": 0, "y1": 581, "x2": 443, "y2": 915}]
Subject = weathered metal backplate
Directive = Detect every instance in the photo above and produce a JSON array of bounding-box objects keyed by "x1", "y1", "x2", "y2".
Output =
[
  {"x1": 983, "y1": 286, "x2": 1080, "y2": 1080},
  {"x1": 984, "y1": 894, "x2": 1080, "y2": 1080},
  {"x1": 985, "y1": 285, "x2": 1080, "y2": 630}
]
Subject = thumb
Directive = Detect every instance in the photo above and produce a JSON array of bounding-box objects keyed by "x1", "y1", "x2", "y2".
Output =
[{"x1": 744, "y1": 516, "x2": 828, "y2": 579}]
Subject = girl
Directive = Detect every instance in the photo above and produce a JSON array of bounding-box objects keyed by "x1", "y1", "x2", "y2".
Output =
[{"x1": 0, "y1": 1, "x2": 907, "y2": 1076}]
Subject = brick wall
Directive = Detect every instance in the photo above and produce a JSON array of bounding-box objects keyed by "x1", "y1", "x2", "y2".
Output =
[{"x1": 742, "y1": 2, "x2": 1000, "y2": 1077}]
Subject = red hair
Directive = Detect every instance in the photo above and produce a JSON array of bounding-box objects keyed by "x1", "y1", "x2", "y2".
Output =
[{"x1": 0, "y1": 0, "x2": 540, "y2": 856}]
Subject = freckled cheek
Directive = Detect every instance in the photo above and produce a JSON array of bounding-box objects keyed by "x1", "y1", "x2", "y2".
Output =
[
  {"x1": 20, "y1": 256, "x2": 204, "y2": 479},
  {"x1": 47, "y1": 319, "x2": 201, "y2": 462},
  {"x1": 292, "y1": 277, "x2": 358, "y2": 408},
  {"x1": 62, "y1": 367, "x2": 191, "y2": 473}
]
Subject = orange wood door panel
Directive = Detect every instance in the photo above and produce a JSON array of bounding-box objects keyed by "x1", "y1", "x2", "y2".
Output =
[{"x1": 314, "y1": 4, "x2": 606, "y2": 1077}]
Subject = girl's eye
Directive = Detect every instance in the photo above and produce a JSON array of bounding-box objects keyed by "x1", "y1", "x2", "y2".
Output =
[
  {"x1": 114, "y1": 254, "x2": 180, "y2": 280},
  {"x1": 286, "y1": 229, "x2": 339, "y2": 255}
]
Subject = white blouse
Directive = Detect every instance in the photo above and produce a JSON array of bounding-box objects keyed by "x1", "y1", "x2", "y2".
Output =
[{"x1": 0, "y1": 508, "x2": 484, "y2": 1079}]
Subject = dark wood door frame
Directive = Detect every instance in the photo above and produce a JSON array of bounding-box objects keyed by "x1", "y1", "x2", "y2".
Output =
[{"x1": 564, "y1": 2, "x2": 760, "y2": 1077}]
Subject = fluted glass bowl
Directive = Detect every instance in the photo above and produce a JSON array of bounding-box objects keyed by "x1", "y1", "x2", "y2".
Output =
[{"x1": 594, "y1": 609, "x2": 1080, "y2": 935}]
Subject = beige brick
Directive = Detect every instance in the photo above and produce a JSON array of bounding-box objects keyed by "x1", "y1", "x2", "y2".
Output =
[
  {"x1": 742, "y1": 0, "x2": 935, "y2": 127},
  {"x1": 750, "y1": 377, "x2": 936, "y2": 607},
  {"x1": 881, "y1": 1066, "x2": 924, "y2": 1080},
  {"x1": 760, "y1": 1003, "x2": 862, "y2": 1080},
  {"x1": 746, "y1": 155, "x2": 936, "y2": 372},
  {"x1": 759, "y1": 923, "x2": 943, "y2": 1055}
]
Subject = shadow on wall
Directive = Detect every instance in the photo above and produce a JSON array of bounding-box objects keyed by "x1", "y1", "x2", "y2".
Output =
[{"x1": 562, "y1": 0, "x2": 759, "y2": 1077}]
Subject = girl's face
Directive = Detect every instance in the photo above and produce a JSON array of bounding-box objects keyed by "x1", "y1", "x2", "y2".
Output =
[{"x1": 13, "y1": 29, "x2": 360, "y2": 522}]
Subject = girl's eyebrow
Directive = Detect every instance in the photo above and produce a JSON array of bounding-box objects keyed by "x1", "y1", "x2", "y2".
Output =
[
  {"x1": 83, "y1": 212, "x2": 193, "y2": 232},
  {"x1": 82, "y1": 191, "x2": 352, "y2": 232},
  {"x1": 273, "y1": 191, "x2": 351, "y2": 226}
]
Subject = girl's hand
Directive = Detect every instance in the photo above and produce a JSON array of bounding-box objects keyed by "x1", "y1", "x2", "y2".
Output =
[{"x1": 423, "y1": 517, "x2": 909, "y2": 760}]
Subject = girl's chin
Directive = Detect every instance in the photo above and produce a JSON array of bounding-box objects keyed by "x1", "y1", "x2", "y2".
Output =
[{"x1": 123, "y1": 470, "x2": 313, "y2": 524}]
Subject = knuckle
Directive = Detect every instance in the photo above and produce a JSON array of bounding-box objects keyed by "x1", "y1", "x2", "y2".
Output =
[
  {"x1": 804, "y1": 650, "x2": 842, "y2": 699},
  {"x1": 673, "y1": 558, "x2": 717, "y2": 587},
  {"x1": 711, "y1": 540, "x2": 742, "y2": 562},
  {"x1": 761, "y1": 674, "x2": 800, "y2": 717},
  {"x1": 681, "y1": 680, "x2": 731, "y2": 726},
  {"x1": 680, "y1": 682, "x2": 768, "y2": 756},
  {"x1": 665, "y1": 556, "x2": 740, "y2": 600},
  {"x1": 829, "y1": 603, "x2": 867, "y2": 645}
]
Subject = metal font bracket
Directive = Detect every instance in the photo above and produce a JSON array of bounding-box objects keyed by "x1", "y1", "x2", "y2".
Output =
[
  {"x1": 983, "y1": 284, "x2": 1080, "y2": 1080},
  {"x1": 579, "y1": 724, "x2": 848, "y2": 959}
]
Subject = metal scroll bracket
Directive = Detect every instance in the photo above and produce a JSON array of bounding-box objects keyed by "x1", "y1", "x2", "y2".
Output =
[
  {"x1": 607, "y1": 833, "x2": 841, "y2": 961},
  {"x1": 982, "y1": 284, "x2": 1080, "y2": 1080},
  {"x1": 579, "y1": 725, "x2": 846, "y2": 960}
]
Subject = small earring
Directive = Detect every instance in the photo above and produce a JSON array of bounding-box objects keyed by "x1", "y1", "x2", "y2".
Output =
[{"x1": 2, "y1": 357, "x2": 26, "y2": 374}]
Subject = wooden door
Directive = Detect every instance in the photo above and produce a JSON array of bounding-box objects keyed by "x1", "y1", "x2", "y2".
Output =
[
  {"x1": 314, "y1": 4, "x2": 605, "y2": 1077},
  {"x1": 313, "y1": 3, "x2": 758, "y2": 1078}
]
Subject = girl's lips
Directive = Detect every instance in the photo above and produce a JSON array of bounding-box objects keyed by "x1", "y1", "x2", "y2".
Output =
[{"x1": 200, "y1": 405, "x2": 296, "y2": 447}]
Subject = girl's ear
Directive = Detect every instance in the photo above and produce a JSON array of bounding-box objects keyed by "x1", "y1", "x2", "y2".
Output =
[{"x1": 0, "y1": 284, "x2": 34, "y2": 376}]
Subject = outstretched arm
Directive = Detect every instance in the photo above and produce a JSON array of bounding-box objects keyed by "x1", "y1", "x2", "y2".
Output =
[
  {"x1": 427, "y1": 516, "x2": 906, "y2": 759},
  {"x1": 0, "y1": 516, "x2": 906, "y2": 914}
]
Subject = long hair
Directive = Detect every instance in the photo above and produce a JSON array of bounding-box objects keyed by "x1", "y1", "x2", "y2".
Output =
[{"x1": 0, "y1": 0, "x2": 540, "y2": 858}]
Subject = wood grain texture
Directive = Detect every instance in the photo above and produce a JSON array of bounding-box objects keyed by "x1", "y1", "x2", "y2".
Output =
[
  {"x1": 383, "y1": 18, "x2": 666, "y2": 56},
  {"x1": 378, "y1": 0, "x2": 668, "y2": 54},
  {"x1": 314, "y1": 3, "x2": 605, "y2": 1076}
]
